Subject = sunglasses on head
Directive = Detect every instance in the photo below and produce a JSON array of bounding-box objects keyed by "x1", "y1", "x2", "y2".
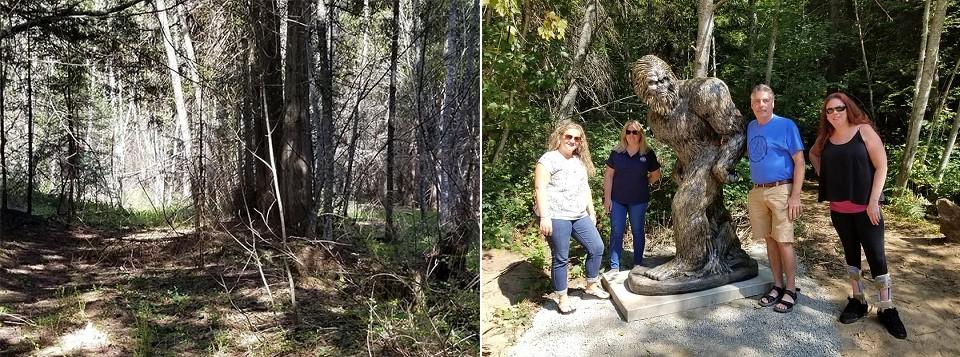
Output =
[
  {"x1": 563, "y1": 134, "x2": 582, "y2": 142},
  {"x1": 625, "y1": 130, "x2": 641, "y2": 135},
  {"x1": 825, "y1": 105, "x2": 847, "y2": 114}
]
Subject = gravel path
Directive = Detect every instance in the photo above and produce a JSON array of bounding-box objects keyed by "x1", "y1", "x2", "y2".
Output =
[{"x1": 508, "y1": 245, "x2": 842, "y2": 356}]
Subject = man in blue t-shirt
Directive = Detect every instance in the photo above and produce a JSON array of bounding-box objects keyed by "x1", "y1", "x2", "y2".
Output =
[{"x1": 746, "y1": 84, "x2": 805, "y2": 313}]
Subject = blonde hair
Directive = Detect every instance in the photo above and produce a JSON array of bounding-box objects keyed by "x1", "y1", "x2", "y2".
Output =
[
  {"x1": 546, "y1": 121, "x2": 596, "y2": 176},
  {"x1": 612, "y1": 120, "x2": 648, "y2": 154}
]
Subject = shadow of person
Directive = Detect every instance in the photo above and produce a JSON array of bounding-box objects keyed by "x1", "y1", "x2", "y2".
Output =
[{"x1": 496, "y1": 260, "x2": 549, "y2": 306}]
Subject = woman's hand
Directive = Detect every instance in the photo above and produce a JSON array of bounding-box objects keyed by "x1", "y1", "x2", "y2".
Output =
[
  {"x1": 539, "y1": 217, "x2": 553, "y2": 237},
  {"x1": 867, "y1": 201, "x2": 882, "y2": 226}
]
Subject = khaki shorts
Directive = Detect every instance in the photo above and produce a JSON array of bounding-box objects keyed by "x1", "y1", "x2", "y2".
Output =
[{"x1": 747, "y1": 184, "x2": 794, "y2": 243}]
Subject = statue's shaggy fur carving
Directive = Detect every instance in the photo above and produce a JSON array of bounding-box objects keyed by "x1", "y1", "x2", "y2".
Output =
[{"x1": 626, "y1": 55, "x2": 757, "y2": 295}]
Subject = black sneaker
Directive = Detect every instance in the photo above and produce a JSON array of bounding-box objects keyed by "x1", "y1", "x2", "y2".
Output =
[
  {"x1": 839, "y1": 297, "x2": 868, "y2": 324},
  {"x1": 877, "y1": 308, "x2": 908, "y2": 339}
]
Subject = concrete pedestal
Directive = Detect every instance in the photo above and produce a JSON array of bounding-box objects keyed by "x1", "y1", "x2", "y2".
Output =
[{"x1": 601, "y1": 265, "x2": 774, "y2": 322}]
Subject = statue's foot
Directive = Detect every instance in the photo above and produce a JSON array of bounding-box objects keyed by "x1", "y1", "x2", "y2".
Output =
[
  {"x1": 643, "y1": 259, "x2": 694, "y2": 281},
  {"x1": 696, "y1": 256, "x2": 733, "y2": 278}
]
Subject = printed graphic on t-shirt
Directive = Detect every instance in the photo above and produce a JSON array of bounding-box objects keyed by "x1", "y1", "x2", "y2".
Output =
[{"x1": 749, "y1": 136, "x2": 768, "y2": 163}]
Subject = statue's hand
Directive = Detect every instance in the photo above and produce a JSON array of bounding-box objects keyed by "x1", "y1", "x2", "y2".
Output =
[{"x1": 712, "y1": 163, "x2": 738, "y2": 184}]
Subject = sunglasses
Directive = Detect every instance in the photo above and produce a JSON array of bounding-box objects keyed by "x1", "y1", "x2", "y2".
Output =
[
  {"x1": 825, "y1": 105, "x2": 847, "y2": 114},
  {"x1": 563, "y1": 134, "x2": 582, "y2": 143},
  {"x1": 625, "y1": 130, "x2": 641, "y2": 135}
]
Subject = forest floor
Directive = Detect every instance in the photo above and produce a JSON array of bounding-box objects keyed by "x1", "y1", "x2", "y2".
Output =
[
  {"x1": 482, "y1": 183, "x2": 960, "y2": 356},
  {"x1": 0, "y1": 212, "x2": 372, "y2": 356}
]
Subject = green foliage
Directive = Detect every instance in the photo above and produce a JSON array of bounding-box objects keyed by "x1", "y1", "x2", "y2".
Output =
[
  {"x1": 888, "y1": 189, "x2": 928, "y2": 222},
  {"x1": 133, "y1": 303, "x2": 156, "y2": 357}
]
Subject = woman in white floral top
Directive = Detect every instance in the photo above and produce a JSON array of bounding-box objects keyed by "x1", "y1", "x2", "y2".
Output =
[{"x1": 534, "y1": 121, "x2": 609, "y2": 314}]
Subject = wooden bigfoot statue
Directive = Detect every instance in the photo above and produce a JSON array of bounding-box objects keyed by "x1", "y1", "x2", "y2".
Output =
[{"x1": 626, "y1": 55, "x2": 757, "y2": 295}]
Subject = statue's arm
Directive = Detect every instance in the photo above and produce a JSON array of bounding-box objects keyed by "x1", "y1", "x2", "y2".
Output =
[{"x1": 692, "y1": 78, "x2": 746, "y2": 183}]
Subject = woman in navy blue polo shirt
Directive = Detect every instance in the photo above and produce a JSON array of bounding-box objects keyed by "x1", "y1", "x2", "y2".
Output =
[{"x1": 603, "y1": 120, "x2": 661, "y2": 273}]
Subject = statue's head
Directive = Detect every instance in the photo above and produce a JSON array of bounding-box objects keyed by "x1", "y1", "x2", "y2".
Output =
[{"x1": 631, "y1": 55, "x2": 679, "y2": 115}]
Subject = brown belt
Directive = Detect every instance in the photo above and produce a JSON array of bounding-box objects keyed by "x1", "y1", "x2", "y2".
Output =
[{"x1": 754, "y1": 179, "x2": 792, "y2": 188}]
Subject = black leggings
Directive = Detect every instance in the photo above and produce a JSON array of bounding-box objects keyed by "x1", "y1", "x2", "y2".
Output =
[{"x1": 830, "y1": 211, "x2": 888, "y2": 277}]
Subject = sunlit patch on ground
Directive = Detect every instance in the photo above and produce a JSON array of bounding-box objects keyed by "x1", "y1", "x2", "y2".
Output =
[{"x1": 38, "y1": 321, "x2": 110, "y2": 356}]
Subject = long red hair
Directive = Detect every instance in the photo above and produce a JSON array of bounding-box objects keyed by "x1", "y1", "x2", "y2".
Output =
[{"x1": 811, "y1": 92, "x2": 876, "y2": 157}]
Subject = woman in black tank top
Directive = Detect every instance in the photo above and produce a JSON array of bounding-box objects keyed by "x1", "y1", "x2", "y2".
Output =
[{"x1": 809, "y1": 92, "x2": 907, "y2": 339}]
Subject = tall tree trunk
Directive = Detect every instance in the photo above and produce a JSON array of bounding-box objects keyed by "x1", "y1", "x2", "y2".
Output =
[
  {"x1": 852, "y1": 0, "x2": 875, "y2": 118},
  {"x1": 154, "y1": 0, "x2": 191, "y2": 197},
  {"x1": 26, "y1": 35, "x2": 34, "y2": 214},
  {"x1": 937, "y1": 100, "x2": 960, "y2": 183},
  {"x1": 555, "y1": 0, "x2": 597, "y2": 120},
  {"x1": 1, "y1": 41, "x2": 6, "y2": 210},
  {"x1": 342, "y1": 0, "x2": 372, "y2": 217},
  {"x1": 282, "y1": 0, "x2": 315, "y2": 236},
  {"x1": 316, "y1": 0, "x2": 336, "y2": 238},
  {"x1": 321, "y1": 0, "x2": 336, "y2": 239},
  {"x1": 250, "y1": 0, "x2": 285, "y2": 226},
  {"x1": 922, "y1": 55, "x2": 960, "y2": 162},
  {"x1": 896, "y1": 0, "x2": 950, "y2": 189},
  {"x1": 913, "y1": 0, "x2": 931, "y2": 100},
  {"x1": 181, "y1": 5, "x2": 206, "y2": 251},
  {"x1": 747, "y1": 0, "x2": 757, "y2": 64},
  {"x1": 694, "y1": 0, "x2": 717, "y2": 78},
  {"x1": 414, "y1": 0, "x2": 434, "y2": 223},
  {"x1": 764, "y1": 2, "x2": 780, "y2": 85},
  {"x1": 490, "y1": 125, "x2": 509, "y2": 165},
  {"x1": 384, "y1": 0, "x2": 400, "y2": 241}
]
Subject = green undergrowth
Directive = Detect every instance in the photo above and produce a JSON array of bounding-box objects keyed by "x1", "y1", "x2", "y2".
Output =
[{"x1": 30, "y1": 191, "x2": 192, "y2": 230}]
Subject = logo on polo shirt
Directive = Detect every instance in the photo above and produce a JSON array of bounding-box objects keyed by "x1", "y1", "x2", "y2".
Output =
[{"x1": 749, "y1": 136, "x2": 767, "y2": 163}]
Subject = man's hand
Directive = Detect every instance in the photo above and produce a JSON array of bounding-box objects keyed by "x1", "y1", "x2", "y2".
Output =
[
  {"x1": 787, "y1": 195, "x2": 802, "y2": 221},
  {"x1": 603, "y1": 199, "x2": 612, "y2": 215}
]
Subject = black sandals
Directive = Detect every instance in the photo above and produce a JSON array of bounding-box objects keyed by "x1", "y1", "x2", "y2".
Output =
[
  {"x1": 758, "y1": 286, "x2": 785, "y2": 307},
  {"x1": 773, "y1": 288, "x2": 800, "y2": 313}
]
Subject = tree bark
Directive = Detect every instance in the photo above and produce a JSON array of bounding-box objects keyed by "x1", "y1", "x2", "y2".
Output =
[
  {"x1": 747, "y1": 0, "x2": 757, "y2": 63},
  {"x1": 250, "y1": 0, "x2": 285, "y2": 226},
  {"x1": 764, "y1": 2, "x2": 780, "y2": 85},
  {"x1": 154, "y1": 0, "x2": 191, "y2": 197},
  {"x1": 937, "y1": 100, "x2": 960, "y2": 183},
  {"x1": 1, "y1": 41, "x2": 6, "y2": 210},
  {"x1": 281, "y1": 0, "x2": 315, "y2": 236},
  {"x1": 414, "y1": 0, "x2": 436, "y2": 223},
  {"x1": 316, "y1": 0, "x2": 336, "y2": 238},
  {"x1": 555, "y1": 0, "x2": 597, "y2": 121},
  {"x1": 913, "y1": 0, "x2": 931, "y2": 100},
  {"x1": 27, "y1": 35, "x2": 34, "y2": 214},
  {"x1": 922, "y1": 55, "x2": 960, "y2": 162},
  {"x1": 896, "y1": 0, "x2": 949, "y2": 189},
  {"x1": 852, "y1": 0, "x2": 875, "y2": 118},
  {"x1": 384, "y1": 0, "x2": 400, "y2": 241},
  {"x1": 694, "y1": 0, "x2": 716, "y2": 78}
]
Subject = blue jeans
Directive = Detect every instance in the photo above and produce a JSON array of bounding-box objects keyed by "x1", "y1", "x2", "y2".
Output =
[
  {"x1": 609, "y1": 200, "x2": 649, "y2": 270},
  {"x1": 547, "y1": 216, "x2": 604, "y2": 295}
]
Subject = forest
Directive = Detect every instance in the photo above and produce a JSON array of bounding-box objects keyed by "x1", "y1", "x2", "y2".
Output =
[
  {"x1": 0, "y1": 0, "x2": 479, "y2": 355},
  {"x1": 482, "y1": 0, "x2": 959, "y2": 352}
]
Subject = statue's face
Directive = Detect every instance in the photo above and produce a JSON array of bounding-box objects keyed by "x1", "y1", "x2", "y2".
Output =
[
  {"x1": 644, "y1": 69, "x2": 675, "y2": 100},
  {"x1": 632, "y1": 55, "x2": 679, "y2": 115}
]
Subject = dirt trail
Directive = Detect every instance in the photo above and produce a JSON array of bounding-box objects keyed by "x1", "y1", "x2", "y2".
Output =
[
  {"x1": 481, "y1": 183, "x2": 960, "y2": 356},
  {"x1": 0, "y1": 215, "x2": 304, "y2": 356}
]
